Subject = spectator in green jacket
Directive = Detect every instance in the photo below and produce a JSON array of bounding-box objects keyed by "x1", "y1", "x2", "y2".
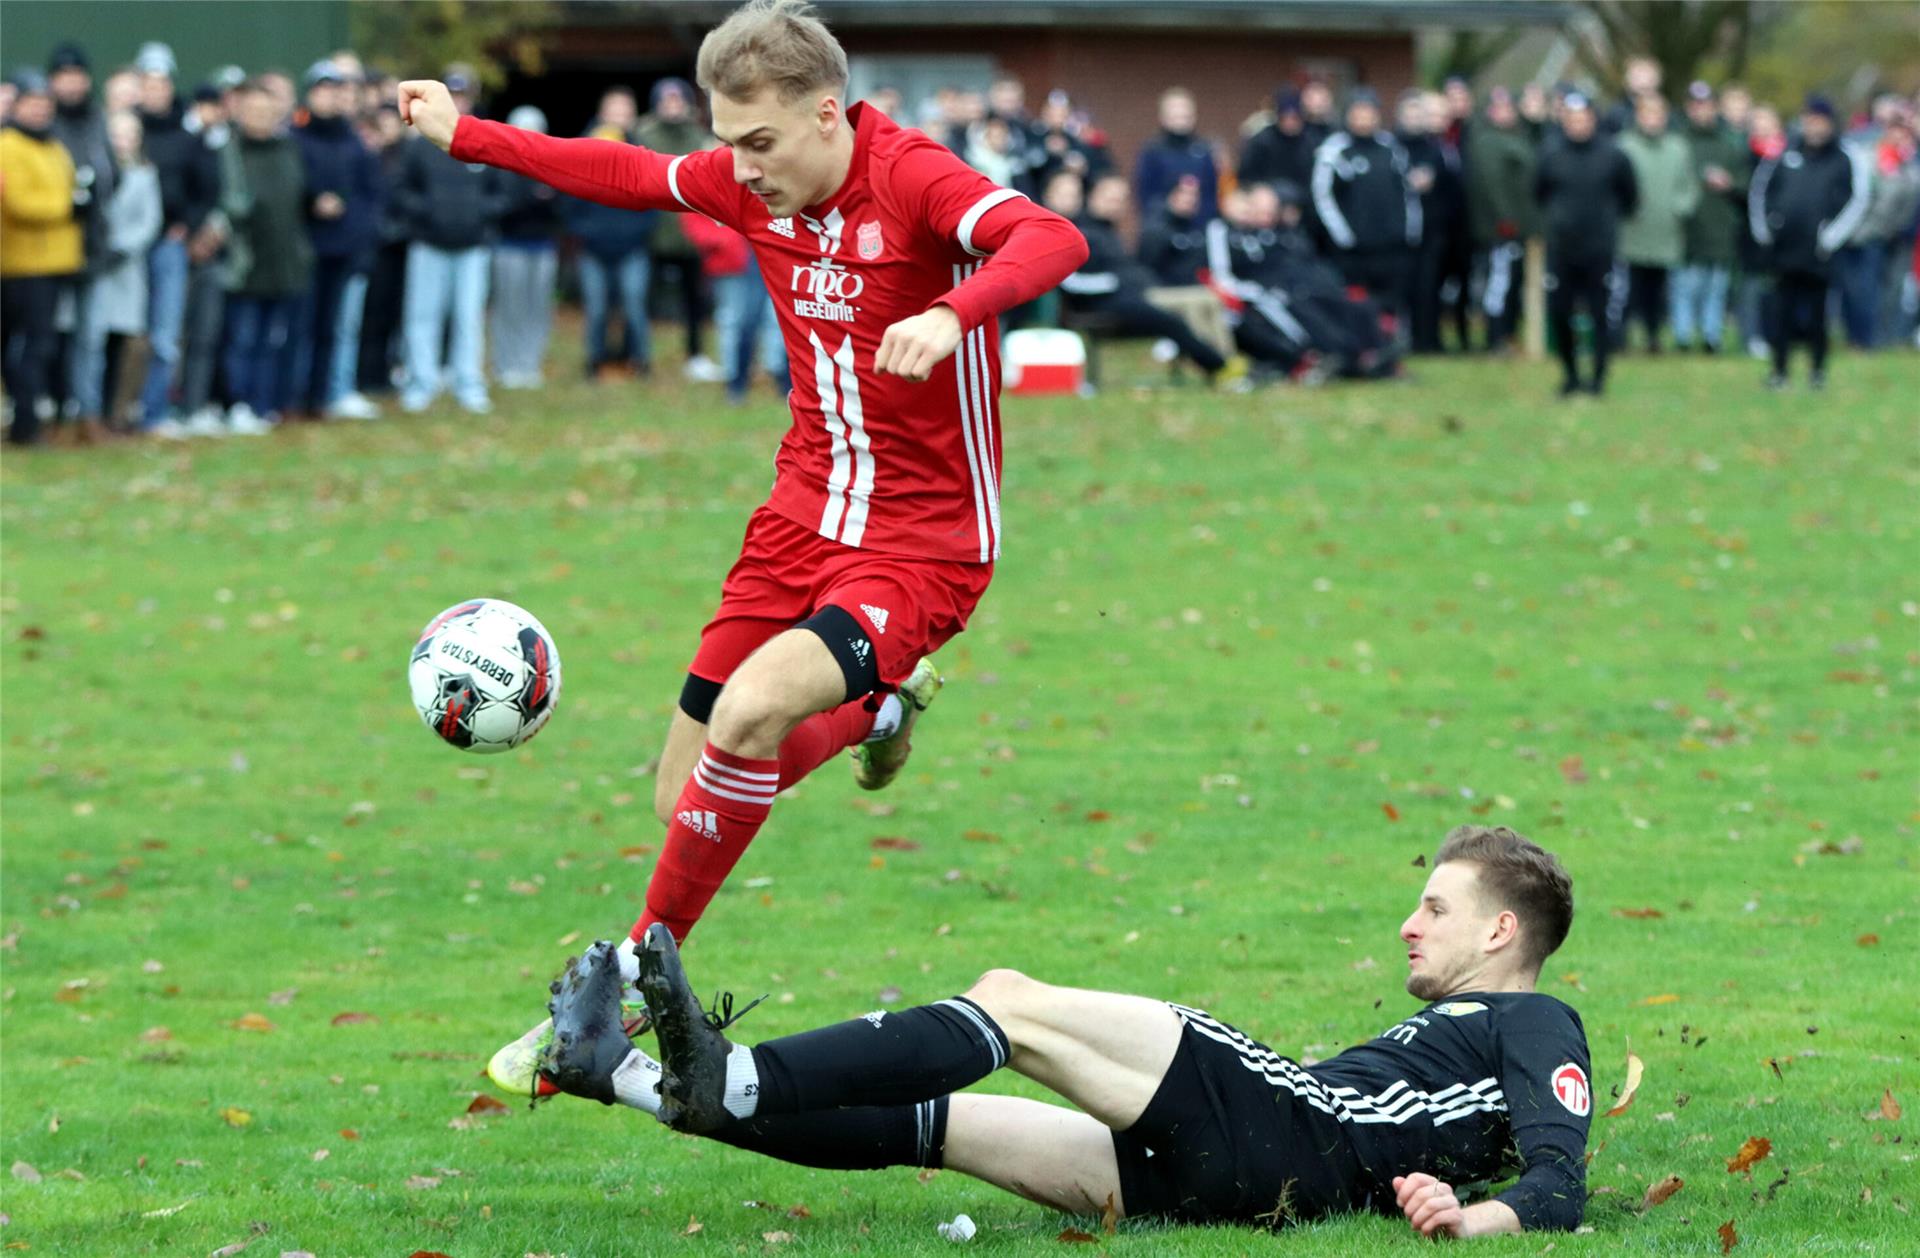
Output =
[
  {"x1": 1673, "y1": 82, "x2": 1748, "y2": 352},
  {"x1": 1464, "y1": 87, "x2": 1537, "y2": 351},
  {"x1": 216, "y1": 78, "x2": 313, "y2": 431},
  {"x1": 1617, "y1": 94, "x2": 1698, "y2": 351}
]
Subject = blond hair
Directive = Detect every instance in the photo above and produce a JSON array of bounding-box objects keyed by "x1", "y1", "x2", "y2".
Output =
[{"x1": 696, "y1": 0, "x2": 848, "y2": 105}]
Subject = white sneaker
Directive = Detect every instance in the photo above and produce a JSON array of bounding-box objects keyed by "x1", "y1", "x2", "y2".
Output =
[
  {"x1": 146, "y1": 418, "x2": 190, "y2": 440},
  {"x1": 226, "y1": 405, "x2": 274, "y2": 436},
  {"x1": 458, "y1": 395, "x2": 493, "y2": 416},
  {"x1": 184, "y1": 408, "x2": 231, "y2": 438},
  {"x1": 325, "y1": 391, "x2": 380, "y2": 421},
  {"x1": 683, "y1": 354, "x2": 726, "y2": 383}
]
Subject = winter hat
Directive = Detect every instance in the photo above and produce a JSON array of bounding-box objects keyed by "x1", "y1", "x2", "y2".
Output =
[
  {"x1": 651, "y1": 76, "x2": 693, "y2": 110},
  {"x1": 1273, "y1": 88, "x2": 1302, "y2": 116},
  {"x1": 45, "y1": 42, "x2": 90, "y2": 75},
  {"x1": 1687, "y1": 80, "x2": 1714, "y2": 102},
  {"x1": 506, "y1": 104, "x2": 549, "y2": 134},
  {"x1": 7, "y1": 67, "x2": 51, "y2": 98},
  {"x1": 1562, "y1": 91, "x2": 1593, "y2": 113},
  {"x1": 1802, "y1": 93, "x2": 1836, "y2": 120},
  {"x1": 303, "y1": 59, "x2": 347, "y2": 90},
  {"x1": 133, "y1": 41, "x2": 177, "y2": 78}
]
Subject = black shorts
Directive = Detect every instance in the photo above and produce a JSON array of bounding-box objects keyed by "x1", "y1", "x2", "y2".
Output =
[{"x1": 1111, "y1": 1005, "x2": 1370, "y2": 1227}]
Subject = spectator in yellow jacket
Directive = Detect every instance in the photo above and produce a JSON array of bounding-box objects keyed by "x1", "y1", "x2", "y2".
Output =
[{"x1": 2, "y1": 69, "x2": 83, "y2": 445}]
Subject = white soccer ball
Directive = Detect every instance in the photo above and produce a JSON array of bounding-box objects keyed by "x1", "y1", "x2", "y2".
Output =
[{"x1": 408, "y1": 598, "x2": 562, "y2": 753}]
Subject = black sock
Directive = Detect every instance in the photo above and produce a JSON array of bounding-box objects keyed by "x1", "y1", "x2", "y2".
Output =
[
  {"x1": 749, "y1": 996, "x2": 1008, "y2": 1115},
  {"x1": 709, "y1": 1097, "x2": 949, "y2": 1171}
]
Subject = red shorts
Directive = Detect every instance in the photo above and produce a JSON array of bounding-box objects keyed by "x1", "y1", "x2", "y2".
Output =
[{"x1": 688, "y1": 506, "x2": 994, "y2": 689}]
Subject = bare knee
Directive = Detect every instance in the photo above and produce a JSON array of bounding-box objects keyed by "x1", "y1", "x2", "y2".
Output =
[
  {"x1": 708, "y1": 678, "x2": 805, "y2": 756},
  {"x1": 967, "y1": 968, "x2": 1041, "y2": 1021}
]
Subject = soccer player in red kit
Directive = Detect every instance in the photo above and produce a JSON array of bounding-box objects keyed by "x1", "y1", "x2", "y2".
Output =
[{"x1": 397, "y1": 0, "x2": 1088, "y2": 1099}]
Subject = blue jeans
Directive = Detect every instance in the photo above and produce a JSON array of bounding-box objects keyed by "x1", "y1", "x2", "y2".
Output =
[
  {"x1": 1834, "y1": 241, "x2": 1884, "y2": 348},
  {"x1": 714, "y1": 258, "x2": 788, "y2": 399},
  {"x1": 578, "y1": 249, "x2": 650, "y2": 371},
  {"x1": 224, "y1": 294, "x2": 301, "y2": 415},
  {"x1": 139, "y1": 237, "x2": 190, "y2": 424},
  {"x1": 1669, "y1": 264, "x2": 1730, "y2": 349},
  {"x1": 329, "y1": 271, "x2": 368, "y2": 402},
  {"x1": 402, "y1": 242, "x2": 490, "y2": 409}
]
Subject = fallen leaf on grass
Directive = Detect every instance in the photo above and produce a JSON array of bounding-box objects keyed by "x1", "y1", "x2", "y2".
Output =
[
  {"x1": 267, "y1": 988, "x2": 298, "y2": 1007},
  {"x1": 9, "y1": 1163, "x2": 40, "y2": 1183},
  {"x1": 1718, "y1": 1218, "x2": 1739, "y2": 1253},
  {"x1": 405, "y1": 1174, "x2": 441, "y2": 1190},
  {"x1": 1058, "y1": 1227, "x2": 1098, "y2": 1243},
  {"x1": 761, "y1": 1231, "x2": 794, "y2": 1244},
  {"x1": 1856, "y1": 933, "x2": 1879, "y2": 947},
  {"x1": 141, "y1": 1199, "x2": 195, "y2": 1218},
  {"x1": 220, "y1": 1107, "x2": 252, "y2": 1128},
  {"x1": 1101, "y1": 1192, "x2": 1119, "y2": 1236},
  {"x1": 1606, "y1": 1051, "x2": 1645, "y2": 1117},
  {"x1": 1612, "y1": 907, "x2": 1664, "y2": 920},
  {"x1": 405, "y1": 1252, "x2": 455, "y2": 1258},
  {"x1": 786, "y1": 1204, "x2": 812, "y2": 1219},
  {"x1": 47, "y1": 1113, "x2": 60, "y2": 1135},
  {"x1": 1726, "y1": 1136, "x2": 1771, "y2": 1174},
  {"x1": 1867, "y1": 1088, "x2": 1901, "y2": 1121},
  {"x1": 141, "y1": 1026, "x2": 173, "y2": 1043},
  {"x1": 1637, "y1": 993, "x2": 1681, "y2": 1006},
  {"x1": 208, "y1": 1241, "x2": 252, "y2": 1258},
  {"x1": 682, "y1": 1216, "x2": 703, "y2": 1235},
  {"x1": 1381, "y1": 802, "x2": 1401, "y2": 822},
  {"x1": 1558, "y1": 755, "x2": 1589, "y2": 785},
  {"x1": 311, "y1": 1149, "x2": 329, "y2": 1162},
  {"x1": 556, "y1": 929, "x2": 582, "y2": 946},
  {"x1": 329, "y1": 1012, "x2": 378, "y2": 1026},
  {"x1": 466, "y1": 1094, "x2": 511, "y2": 1116},
  {"x1": 233, "y1": 1012, "x2": 276, "y2": 1033},
  {"x1": 1642, "y1": 1175, "x2": 1684, "y2": 1208},
  {"x1": 869, "y1": 836, "x2": 920, "y2": 851},
  {"x1": 339, "y1": 1129, "x2": 359, "y2": 1140}
]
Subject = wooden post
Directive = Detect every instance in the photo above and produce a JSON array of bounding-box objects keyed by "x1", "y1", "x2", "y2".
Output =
[{"x1": 1524, "y1": 237, "x2": 1546, "y2": 360}]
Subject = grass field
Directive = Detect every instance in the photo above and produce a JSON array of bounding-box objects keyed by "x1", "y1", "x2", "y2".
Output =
[{"x1": 2, "y1": 344, "x2": 1915, "y2": 1257}]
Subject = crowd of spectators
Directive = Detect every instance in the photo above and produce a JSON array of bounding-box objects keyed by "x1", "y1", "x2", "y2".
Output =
[
  {"x1": 1040, "y1": 63, "x2": 1920, "y2": 393},
  {"x1": 3, "y1": 40, "x2": 1918, "y2": 445}
]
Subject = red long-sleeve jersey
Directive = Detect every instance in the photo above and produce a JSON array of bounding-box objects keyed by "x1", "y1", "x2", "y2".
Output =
[{"x1": 451, "y1": 104, "x2": 1087, "y2": 562}]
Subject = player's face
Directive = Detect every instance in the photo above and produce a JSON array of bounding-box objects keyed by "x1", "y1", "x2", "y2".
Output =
[
  {"x1": 711, "y1": 85, "x2": 844, "y2": 217},
  {"x1": 1400, "y1": 861, "x2": 1498, "y2": 1001}
]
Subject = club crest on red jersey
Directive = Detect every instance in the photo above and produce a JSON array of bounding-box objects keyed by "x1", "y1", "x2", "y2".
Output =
[{"x1": 857, "y1": 219, "x2": 884, "y2": 260}]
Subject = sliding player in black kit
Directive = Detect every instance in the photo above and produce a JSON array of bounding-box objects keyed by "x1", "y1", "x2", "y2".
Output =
[{"x1": 542, "y1": 825, "x2": 1591, "y2": 1238}]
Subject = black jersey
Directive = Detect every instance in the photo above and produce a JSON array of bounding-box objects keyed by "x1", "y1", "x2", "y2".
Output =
[{"x1": 1298, "y1": 991, "x2": 1592, "y2": 1230}]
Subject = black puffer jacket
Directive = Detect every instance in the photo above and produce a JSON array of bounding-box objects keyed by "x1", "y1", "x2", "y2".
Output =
[
  {"x1": 1534, "y1": 134, "x2": 1639, "y2": 265},
  {"x1": 390, "y1": 134, "x2": 508, "y2": 251},
  {"x1": 138, "y1": 101, "x2": 219, "y2": 234},
  {"x1": 1750, "y1": 135, "x2": 1870, "y2": 278}
]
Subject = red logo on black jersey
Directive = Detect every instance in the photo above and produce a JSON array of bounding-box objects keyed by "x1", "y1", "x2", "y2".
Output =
[{"x1": 1551, "y1": 1063, "x2": 1591, "y2": 1116}]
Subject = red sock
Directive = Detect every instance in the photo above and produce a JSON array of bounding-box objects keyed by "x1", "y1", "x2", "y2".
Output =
[
  {"x1": 777, "y1": 698, "x2": 878, "y2": 790},
  {"x1": 633, "y1": 743, "x2": 780, "y2": 943}
]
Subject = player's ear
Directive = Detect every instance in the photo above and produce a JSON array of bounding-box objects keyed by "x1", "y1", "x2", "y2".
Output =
[
  {"x1": 815, "y1": 91, "x2": 842, "y2": 138},
  {"x1": 1486, "y1": 908, "x2": 1520, "y2": 955}
]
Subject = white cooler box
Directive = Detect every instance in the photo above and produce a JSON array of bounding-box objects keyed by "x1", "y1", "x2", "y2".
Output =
[{"x1": 1001, "y1": 328, "x2": 1087, "y2": 396}]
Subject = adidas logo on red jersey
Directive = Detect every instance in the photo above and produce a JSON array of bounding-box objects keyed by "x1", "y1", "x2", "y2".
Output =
[{"x1": 861, "y1": 603, "x2": 890, "y2": 634}]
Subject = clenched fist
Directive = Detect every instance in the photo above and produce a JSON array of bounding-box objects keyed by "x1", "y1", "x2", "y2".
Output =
[
  {"x1": 874, "y1": 305, "x2": 964, "y2": 382},
  {"x1": 397, "y1": 80, "x2": 460, "y2": 152}
]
